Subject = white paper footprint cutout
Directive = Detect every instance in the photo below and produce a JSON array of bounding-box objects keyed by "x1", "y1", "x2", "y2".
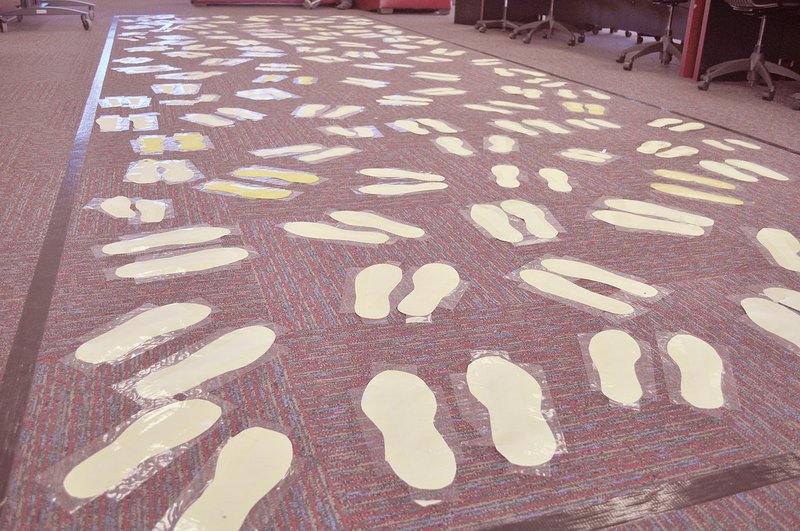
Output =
[
  {"x1": 467, "y1": 356, "x2": 557, "y2": 467},
  {"x1": 171, "y1": 428, "x2": 293, "y2": 531},
  {"x1": 102, "y1": 227, "x2": 232, "y2": 255},
  {"x1": 500, "y1": 200, "x2": 559, "y2": 239},
  {"x1": 589, "y1": 330, "x2": 643, "y2": 405},
  {"x1": 76, "y1": 303, "x2": 211, "y2": 364},
  {"x1": 63, "y1": 400, "x2": 221, "y2": 499},
  {"x1": 134, "y1": 325, "x2": 276, "y2": 400},
  {"x1": 361, "y1": 370, "x2": 456, "y2": 490},
  {"x1": 538, "y1": 168, "x2": 572, "y2": 192},
  {"x1": 492, "y1": 164, "x2": 520, "y2": 188},
  {"x1": 115, "y1": 247, "x2": 250, "y2": 280},
  {"x1": 741, "y1": 297, "x2": 800, "y2": 349},
  {"x1": 666, "y1": 334, "x2": 725, "y2": 409},
  {"x1": 757, "y1": 228, "x2": 800, "y2": 272},
  {"x1": 435, "y1": 136, "x2": 475, "y2": 156},
  {"x1": 354, "y1": 264, "x2": 403, "y2": 320},
  {"x1": 284, "y1": 222, "x2": 390, "y2": 245},
  {"x1": 397, "y1": 263, "x2": 460, "y2": 317}
]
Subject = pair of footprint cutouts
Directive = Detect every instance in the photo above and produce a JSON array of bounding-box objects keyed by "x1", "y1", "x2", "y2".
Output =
[
  {"x1": 697, "y1": 159, "x2": 789, "y2": 182},
  {"x1": 517, "y1": 257, "x2": 659, "y2": 316},
  {"x1": 588, "y1": 330, "x2": 726, "y2": 409},
  {"x1": 591, "y1": 198, "x2": 713, "y2": 237},
  {"x1": 356, "y1": 167, "x2": 448, "y2": 196},
  {"x1": 131, "y1": 132, "x2": 212, "y2": 155},
  {"x1": 64, "y1": 401, "x2": 292, "y2": 530},
  {"x1": 650, "y1": 168, "x2": 743, "y2": 207},
  {"x1": 93, "y1": 196, "x2": 170, "y2": 223},
  {"x1": 361, "y1": 357, "x2": 558, "y2": 492},
  {"x1": 469, "y1": 200, "x2": 559, "y2": 244},
  {"x1": 100, "y1": 226, "x2": 249, "y2": 281},
  {"x1": 353, "y1": 262, "x2": 460, "y2": 320},
  {"x1": 210, "y1": 165, "x2": 319, "y2": 200},
  {"x1": 283, "y1": 211, "x2": 424, "y2": 245},
  {"x1": 96, "y1": 112, "x2": 159, "y2": 133},
  {"x1": 637, "y1": 141, "x2": 699, "y2": 159},
  {"x1": 647, "y1": 117, "x2": 705, "y2": 132}
]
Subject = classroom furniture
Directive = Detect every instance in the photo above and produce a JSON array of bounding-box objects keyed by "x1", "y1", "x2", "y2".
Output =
[
  {"x1": 616, "y1": 0, "x2": 687, "y2": 70},
  {"x1": 475, "y1": 0, "x2": 521, "y2": 34},
  {"x1": 697, "y1": 0, "x2": 800, "y2": 100},
  {"x1": 509, "y1": 0, "x2": 584, "y2": 46},
  {"x1": 0, "y1": 0, "x2": 94, "y2": 32}
]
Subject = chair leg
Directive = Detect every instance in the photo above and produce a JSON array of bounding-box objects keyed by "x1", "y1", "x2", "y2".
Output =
[
  {"x1": 703, "y1": 58, "x2": 752, "y2": 80},
  {"x1": 510, "y1": 19, "x2": 545, "y2": 40},
  {"x1": 753, "y1": 61, "x2": 776, "y2": 100},
  {"x1": 619, "y1": 41, "x2": 663, "y2": 69},
  {"x1": 550, "y1": 20, "x2": 578, "y2": 45},
  {"x1": 764, "y1": 62, "x2": 800, "y2": 82}
]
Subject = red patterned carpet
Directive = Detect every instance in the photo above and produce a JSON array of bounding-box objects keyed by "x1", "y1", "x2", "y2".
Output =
[{"x1": 1, "y1": 7, "x2": 799, "y2": 530}]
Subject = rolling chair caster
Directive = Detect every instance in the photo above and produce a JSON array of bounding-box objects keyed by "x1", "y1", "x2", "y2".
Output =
[
  {"x1": 697, "y1": 78, "x2": 710, "y2": 90},
  {"x1": 762, "y1": 89, "x2": 775, "y2": 101},
  {"x1": 661, "y1": 52, "x2": 673, "y2": 65},
  {"x1": 478, "y1": 26, "x2": 486, "y2": 33},
  {"x1": 623, "y1": 62, "x2": 633, "y2": 71},
  {"x1": 567, "y1": 38, "x2": 576, "y2": 46},
  {"x1": 616, "y1": 54, "x2": 626, "y2": 63},
  {"x1": 522, "y1": 33, "x2": 532, "y2": 44},
  {"x1": 792, "y1": 94, "x2": 800, "y2": 110},
  {"x1": 81, "y1": 13, "x2": 91, "y2": 30},
  {"x1": 577, "y1": 34, "x2": 585, "y2": 43}
]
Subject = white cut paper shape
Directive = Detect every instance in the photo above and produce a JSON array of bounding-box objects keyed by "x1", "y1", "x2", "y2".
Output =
[
  {"x1": 470, "y1": 204, "x2": 523, "y2": 244},
  {"x1": 666, "y1": 334, "x2": 725, "y2": 409},
  {"x1": 135, "y1": 199, "x2": 167, "y2": 223},
  {"x1": 63, "y1": 400, "x2": 221, "y2": 499},
  {"x1": 741, "y1": 297, "x2": 800, "y2": 349},
  {"x1": 519, "y1": 269, "x2": 635, "y2": 315},
  {"x1": 134, "y1": 326, "x2": 276, "y2": 399},
  {"x1": 101, "y1": 196, "x2": 135, "y2": 218},
  {"x1": 115, "y1": 247, "x2": 249, "y2": 280},
  {"x1": 361, "y1": 370, "x2": 456, "y2": 490},
  {"x1": 354, "y1": 264, "x2": 404, "y2": 320},
  {"x1": 756, "y1": 228, "x2": 800, "y2": 272},
  {"x1": 102, "y1": 227, "x2": 231, "y2": 256},
  {"x1": 76, "y1": 303, "x2": 211, "y2": 364},
  {"x1": 397, "y1": 263, "x2": 460, "y2": 317},
  {"x1": 589, "y1": 330, "x2": 643, "y2": 405},
  {"x1": 359, "y1": 168, "x2": 444, "y2": 182},
  {"x1": 171, "y1": 428, "x2": 293, "y2": 531},
  {"x1": 492, "y1": 164, "x2": 520, "y2": 188},
  {"x1": 330, "y1": 211, "x2": 424, "y2": 238},
  {"x1": 467, "y1": 356, "x2": 557, "y2": 467},
  {"x1": 283, "y1": 222, "x2": 389, "y2": 245},
  {"x1": 500, "y1": 200, "x2": 559, "y2": 239},
  {"x1": 538, "y1": 168, "x2": 572, "y2": 192}
]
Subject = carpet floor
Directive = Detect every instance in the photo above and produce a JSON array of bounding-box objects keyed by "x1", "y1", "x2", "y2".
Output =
[{"x1": 0, "y1": 2, "x2": 799, "y2": 530}]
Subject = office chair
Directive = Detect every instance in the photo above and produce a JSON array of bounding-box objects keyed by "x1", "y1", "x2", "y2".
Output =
[
  {"x1": 475, "y1": 0, "x2": 521, "y2": 34},
  {"x1": 509, "y1": 0, "x2": 585, "y2": 47},
  {"x1": 617, "y1": 0, "x2": 687, "y2": 70},
  {"x1": 698, "y1": 1, "x2": 800, "y2": 101}
]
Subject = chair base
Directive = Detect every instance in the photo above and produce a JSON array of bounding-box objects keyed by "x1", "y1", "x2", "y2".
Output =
[
  {"x1": 617, "y1": 34, "x2": 682, "y2": 70},
  {"x1": 698, "y1": 51, "x2": 800, "y2": 101},
  {"x1": 510, "y1": 17, "x2": 584, "y2": 46},
  {"x1": 475, "y1": 18, "x2": 520, "y2": 33}
]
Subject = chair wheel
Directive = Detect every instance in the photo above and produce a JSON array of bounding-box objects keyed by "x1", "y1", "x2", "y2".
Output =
[
  {"x1": 623, "y1": 62, "x2": 633, "y2": 71},
  {"x1": 88, "y1": 7, "x2": 95, "y2": 21},
  {"x1": 625, "y1": 31, "x2": 631, "y2": 37},
  {"x1": 697, "y1": 79, "x2": 710, "y2": 91},
  {"x1": 661, "y1": 53, "x2": 672, "y2": 65},
  {"x1": 0, "y1": 19, "x2": 7, "y2": 32},
  {"x1": 591, "y1": 28, "x2": 599, "y2": 35},
  {"x1": 523, "y1": 35, "x2": 532, "y2": 44},
  {"x1": 577, "y1": 35, "x2": 585, "y2": 43},
  {"x1": 17, "y1": 15, "x2": 22, "y2": 21},
  {"x1": 509, "y1": 32, "x2": 517, "y2": 39},
  {"x1": 763, "y1": 90, "x2": 775, "y2": 101},
  {"x1": 475, "y1": 23, "x2": 481, "y2": 29},
  {"x1": 637, "y1": 36, "x2": 643, "y2": 44},
  {"x1": 616, "y1": 55, "x2": 625, "y2": 64},
  {"x1": 478, "y1": 26, "x2": 486, "y2": 33},
  {"x1": 81, "y1": 13, "x2": 91, "y2": 30}
]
